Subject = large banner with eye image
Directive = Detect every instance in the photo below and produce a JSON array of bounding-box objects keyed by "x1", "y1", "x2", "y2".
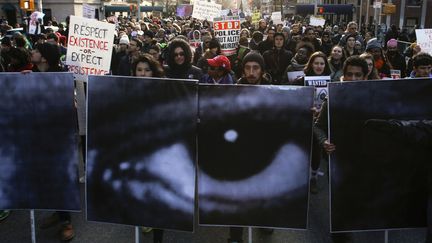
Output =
[
  {"x1": 198, "y1": 85, "x2": 314, "y2": 229},
  {"x1": 86, "y1": 76, "x2": 198, "y2": 232},
  {"x1": 0, "y1": 73, "x2": 80, "y2": 211},
  {"x1": 329, "y1": 79, "x2": 432, "y2": 232}
]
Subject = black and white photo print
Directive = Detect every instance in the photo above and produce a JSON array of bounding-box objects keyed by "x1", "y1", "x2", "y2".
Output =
[
  {"x1": 0, "y1": 73, "x2": 80, "y2": 211},
  {"x1": 87, "y1": 76, "x2": 197, "y2": 231},
  {"x1": 198, "y1": 85, "x2": 314, "y2": 229},
  {"x1": 329, "y1": 79, "x2": 432, "y2": 232}
]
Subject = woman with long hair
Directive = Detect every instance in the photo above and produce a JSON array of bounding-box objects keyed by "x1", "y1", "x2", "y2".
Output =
[
  {"x1": 131, "y1": 53, "x2": 165, "y2": 243},
  {"x1": 359, "y1": 53, "x2": 380, "y2": 80},
  {"x1": 132, "y1": 53, "x2": 165, "y2": 78},
  {"x1": 328, "y1": 45, "x2": 346, "y2": 81},
  {"x1": 304, "y1": 51, "x2": 332, "y2": 76}
]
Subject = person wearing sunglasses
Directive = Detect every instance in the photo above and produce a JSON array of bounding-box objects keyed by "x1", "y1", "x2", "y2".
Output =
[{"x1": 164, "y1": 38, "x2": 203, "y2": 80}]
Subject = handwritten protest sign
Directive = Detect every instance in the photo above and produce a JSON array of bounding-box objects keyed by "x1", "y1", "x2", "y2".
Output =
[
  {"x1": 83, "y1": 4, "x2": 96, "y2": 19},
  {"x1": 28, "y1": 11, "x2": 45, "y2": 35},
  {"x1": 192, "y1": 1, "x2": 222, "y2": 21},
  {"x1": 310, "y1": 16, "x2": 326, "y2": 27},
  {"x1": 415, "y1": 29, "x2": 432, "y2": 55},
  {"x1": 66, "y1": 16, "x2": 115, "y2": 135},
  {"x1": 213, "y1": 18, "x2": 241, "y2": 56},
  {"x1": 66, "y1": 16, "x2": 115, "y2": 81},
  {"x1": 252, "y1": 11, "x2": 261, "y2": 24},
  {"x1": 177, "y1": 4, "x2": 193, "y2": 17},
  {"x1": 271, "y1": 12, "x2": 282, "y2": 25},
  {"x1": 304, "y1": 76, "x2": 330, "y2": 109}
]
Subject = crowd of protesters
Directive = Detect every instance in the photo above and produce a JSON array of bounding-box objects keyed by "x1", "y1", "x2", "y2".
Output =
[{"x1": 0, "y1": 12, "x2": 431, "y2": 243}]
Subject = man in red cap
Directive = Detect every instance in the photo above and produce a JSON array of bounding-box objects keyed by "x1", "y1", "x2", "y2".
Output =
[{"x1": 199, "y1": 55, "x2": 235, "y2": 84}]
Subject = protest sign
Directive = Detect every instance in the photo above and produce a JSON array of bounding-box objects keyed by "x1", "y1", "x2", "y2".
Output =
[
  {"x1": 287, "y1": 71, "x2": 305, "y2": 83},
  {"x1": 309, "y1": 16, "x2": 326, "y2": 26},
  {"x1": 329, "y1": 79, "x2": 431, "y2": 232},
  {"x1": 0, "y1": 73, "x2": 80, "y2": 211},
  {"x1": 176, "y1": 4, "x2": 193, "y2": 17},
  {"x1": 192, "y1": 1, "x2": 222, "y2": 21},
  {"x1": 390, "y1": 69, "x2": 401, "y2": 79},
  {"x1": 87, "y1": 76, "x2": 197, "y2": 231},
  {"x1": 213, "y1": 19, "x2": 241, "y2": 56},
  {"x1": 83, "y1": 4, "x2": 96, "y2": 19},
  {"x1": 304, "y1": 76, "x2": 330, "y2": 109},
  {"x1": 66, "y1": 16, "x2": 115, "y2": 135},
  {"x1": 415, "y1": 29, "x2": 432, "y2": 55},
  {"x1": 66, "y1": 16, "x2": 115, "y2": 80},
  {"x1": 252, "y1": 11, "x2": 261, "y2": 24},
  {"x1": 198, "y1": 85, "x2": 313, "y2": 229},
  {"x1": 28, "y1": 11, "x2": 45, "y2": 35},
  {"x1": 271, "y1": 12, "x2": 283, "y2": 25}
]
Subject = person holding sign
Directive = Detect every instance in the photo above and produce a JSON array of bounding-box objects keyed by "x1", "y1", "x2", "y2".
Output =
[
  {"x1": 31, "y1": 43, "x2": 76, "y2": 241},
  {"x1": 313, "y1": 56, "x2": 369, "y2": 243},
  {"x1": 131, "y1": 53, "x2": 166, "y2": 243},
  {"x1": 385, "y1": 39, "x2": 407, "y2": 78},
  {"x1": 282, "y1": 42, "x2": 315, "y2": 84},
  {"x1": 291, "y1": 51, "x2": 332, "y2": 86}
]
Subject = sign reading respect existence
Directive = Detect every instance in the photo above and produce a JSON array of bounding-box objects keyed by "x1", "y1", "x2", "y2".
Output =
[
  {"x1": 192, "y1": 1, "x2": 222, "y2": 21},
  {"x1": 415, "y1": 29, "x2": 432, "y2": 56},
  {"x1": 213, "y1": 19, "x2": 241, "y2": 56},
  {"x1": 66, "y1": 16, "x2": 115, "y2": 81}
]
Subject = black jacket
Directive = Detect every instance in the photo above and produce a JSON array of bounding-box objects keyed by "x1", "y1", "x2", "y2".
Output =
[
  {"x1": 164, "y1": 64, "x2": 203, "y2": 80},
  {"x1": 263, "y1": 48, "x2": 293, "y2": 84}
]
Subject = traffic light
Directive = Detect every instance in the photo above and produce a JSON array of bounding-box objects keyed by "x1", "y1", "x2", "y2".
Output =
[
  {"x1": 20, "y1": 0, "x2": 35, "y2": 11},
  {"x1": 317, "y1": 7, "x2": 325, "y2": 14}
]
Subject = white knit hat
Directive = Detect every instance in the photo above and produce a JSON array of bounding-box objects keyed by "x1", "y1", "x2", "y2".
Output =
[{"x1": 119, "y1": 35, "x2": 129, "y2": 45}]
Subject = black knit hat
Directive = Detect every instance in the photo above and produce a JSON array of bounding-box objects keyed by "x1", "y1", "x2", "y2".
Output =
[{"x1": 242, "y1": 52, "x2": 265, "y2": 70}]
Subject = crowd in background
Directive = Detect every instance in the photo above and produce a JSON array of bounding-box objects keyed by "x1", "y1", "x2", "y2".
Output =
[{"x1": 0, "y1": 12, "x2": 431, "y2": 243}]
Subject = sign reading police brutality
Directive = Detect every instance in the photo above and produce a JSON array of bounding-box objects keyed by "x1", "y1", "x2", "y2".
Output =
[
  {"x1": 415, "y1": 29, "x2": 432, "y2": 56},
  {"x1": 213, "y1": 18, "x2": 241, "y2": 56},
  {"x1": 66, "y1": 16, "x2": 115, "y2": 80},
  {"x1": 192, "y1": 1, "x2": 222, "y2": 21},
  {"x1": 304, "y1": 76, "x2": 330, "y2": 109}
]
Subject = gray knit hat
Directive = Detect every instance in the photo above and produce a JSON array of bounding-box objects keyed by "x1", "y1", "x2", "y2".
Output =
[
  {"x1": 242, "y1": 52, "x2": 265, "y2": 70},
  {"x1": 366, "y1": 38, "x2": 381, "y2": 51}
]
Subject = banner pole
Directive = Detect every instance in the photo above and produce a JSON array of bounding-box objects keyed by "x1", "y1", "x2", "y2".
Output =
[
  {"x1": 248, "y1": 227, "x2": 252, "y2": 243},
  {"x1": 30, "y1": 210, "x2": 36, "y2": 243},
  {"x1": 135, "y1": 226, "x2": 140, "y2": 243}
]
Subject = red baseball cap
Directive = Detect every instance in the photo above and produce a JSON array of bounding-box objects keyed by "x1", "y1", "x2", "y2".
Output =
[{"x1": 207, "y1": 55, "x2": 231, "y2": 72}]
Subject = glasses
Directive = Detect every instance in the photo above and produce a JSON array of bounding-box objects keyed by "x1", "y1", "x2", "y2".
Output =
[{"x1": 174, "y1": 52, "x2": 184, "y2": 57}]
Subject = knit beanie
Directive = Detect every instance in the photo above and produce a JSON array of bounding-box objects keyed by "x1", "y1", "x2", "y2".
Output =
[
  {"x1": 119, "y1": 35, "x2": 130, "y2": 45},
  {"x1": 242, "y1": 52, "x2": 265, "y2": 70},
  {"x1": 387, "y1": 38, "x2": 397, "y2": 48},
  {"x1": 366, "y1": 38, "x2": 381, "y2": 51}
]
